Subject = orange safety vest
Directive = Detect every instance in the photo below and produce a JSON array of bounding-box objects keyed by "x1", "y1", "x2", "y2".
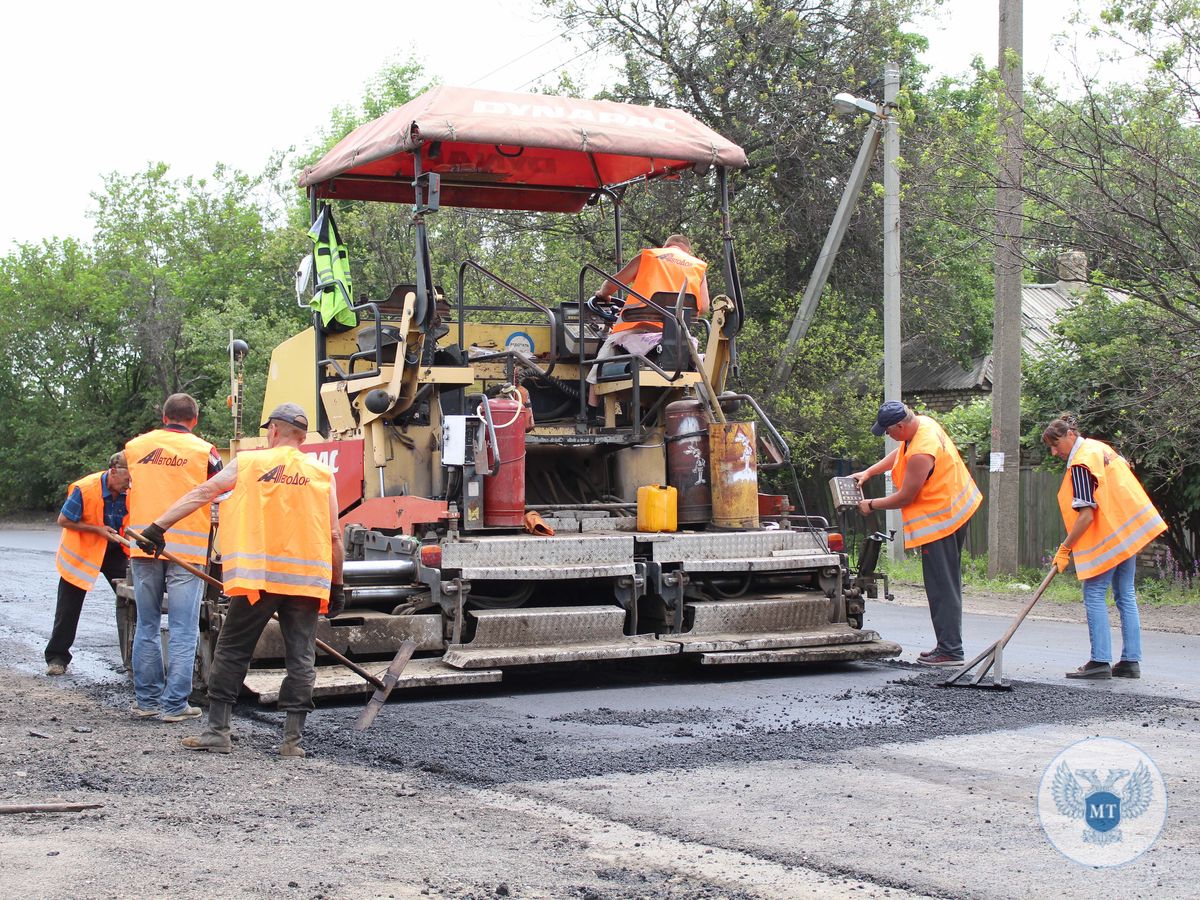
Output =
[
  {"x1": 126, "y1": 428, "x2": 214, "y2": 566},
  {"x1": 1057, "y1": 438, "x2": 1166, "y2": 580},
  {"x1": 56, "y1": 471, "x2": 129, "y2": 590},
  {"x1": 611, "y1": 246, "x2": 708, "y2": 334},
  {"x1": 893, "y1": 415, "x2": 982, "y2": 548},
  {"x1": 219, "y1": 446, "x2": 333, "y2": 611}
]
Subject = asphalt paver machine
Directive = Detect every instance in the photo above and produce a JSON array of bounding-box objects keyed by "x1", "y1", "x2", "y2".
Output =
[{"x1": 214, "y1": 86, "x2": 900, "y2": 701}]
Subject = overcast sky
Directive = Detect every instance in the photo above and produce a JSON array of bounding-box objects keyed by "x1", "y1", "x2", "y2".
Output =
[{"x1": 2, "y1": 0, "x2": 1129, "y2": 253}]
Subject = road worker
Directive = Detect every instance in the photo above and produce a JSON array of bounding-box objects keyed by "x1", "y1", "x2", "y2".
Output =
[
  {"x1": 586, "y1": 234, "x2": 710, "y2": 408},
  {"x1": 140, "y1": 403, "x2": 344, "y2": 757},
  {"x1": 125, "y1": 393, "x2": 222, "y2": 722},
  {"x1": 45, "y1": 452, "x2": 131, "y2": 676},
  {"x1": 1043, "y1": 413, "x2": 1166, "y2": 680},
  {"x1": 852, "y1": 401, "x2": 983, "y2": 666}
]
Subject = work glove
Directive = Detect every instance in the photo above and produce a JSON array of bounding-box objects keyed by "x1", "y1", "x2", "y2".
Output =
[
  {"x1": 1053, "y1": 544, "x2": 1072, "y2": 573},
  {"x1": 135, "y1": 523, "x2": 166, "y2": 557},
  {"x1": 327, "y1": 584, "x2": 345, "y2": 619}
]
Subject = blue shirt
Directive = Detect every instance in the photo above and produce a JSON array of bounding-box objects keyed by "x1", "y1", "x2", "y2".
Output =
[{"x1": 61, "y1": 472, "x2": 128, "y2": 532}]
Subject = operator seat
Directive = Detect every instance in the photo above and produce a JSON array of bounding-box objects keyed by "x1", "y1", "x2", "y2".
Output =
[{"x1": 596, "y1": 291, "x2": 699, "y2": 380}]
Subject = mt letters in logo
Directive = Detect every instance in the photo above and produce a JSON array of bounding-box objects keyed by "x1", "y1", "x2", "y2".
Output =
[{"x1": 1038, "y1": 737, "x2": 1166, "y2": 866}]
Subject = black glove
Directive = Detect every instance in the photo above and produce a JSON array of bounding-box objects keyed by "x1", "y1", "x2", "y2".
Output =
[
  {"x1": 327, "y1": 584, "x2": 345, "y2": 619},
  {"x1": 135, "y1": 523, "x2": 166, "y2": 557}
]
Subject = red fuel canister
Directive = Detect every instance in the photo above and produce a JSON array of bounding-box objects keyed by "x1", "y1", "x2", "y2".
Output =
[{"x1": 480, "y1": 395, "x2": 527, "y2": 527}]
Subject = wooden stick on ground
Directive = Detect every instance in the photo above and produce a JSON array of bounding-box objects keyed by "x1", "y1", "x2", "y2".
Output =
[{"x1": 0, "y1": 802, "x2": 104, "y2": 815}]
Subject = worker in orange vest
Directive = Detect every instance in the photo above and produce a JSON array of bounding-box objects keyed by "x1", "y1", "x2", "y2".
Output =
[
  {"x1": 139, "y1": 403, "x2": 343, "y2": 758},
  {"x1": 1043, "y1": 414, "x2": 1166, "y2": 680},
  {"x1": 125, "y1": 393, "x2": 223, "y2": 722},
  {"x1": 586, "y1": 234, "x2": 709, "y2": 408},
  {"x1": 45, "y1": 452, "x2": 131, "y2": 676},
  {"x1": 852, "y1": 401, "x2": 983, "y2": 666}
]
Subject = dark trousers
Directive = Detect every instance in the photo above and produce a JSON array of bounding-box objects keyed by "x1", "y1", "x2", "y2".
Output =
[
  {"x1": 207, "y1": 593, "x2": 320, "y2": 712},
  {"x1": 45, "y1": 541, "x2": 128, "y2": 665},
  {"x1": 920, "y1": 525, "x2": 968, "y2": 658}
]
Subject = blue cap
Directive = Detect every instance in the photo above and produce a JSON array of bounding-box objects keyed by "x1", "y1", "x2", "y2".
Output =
[{"x1": 871, "y1": 400, "x2": 908, "y2": 436}]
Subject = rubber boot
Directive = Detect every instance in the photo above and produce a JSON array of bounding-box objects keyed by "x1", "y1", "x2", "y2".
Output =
[
  {"x1": 279, "y1": 712, "x2": 307, "y2": 758},
  {"x1": 181, "y1": 701, "x2": 233, "y2": 753}
]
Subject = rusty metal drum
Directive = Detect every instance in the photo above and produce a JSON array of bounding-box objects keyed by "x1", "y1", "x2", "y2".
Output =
[
  {"x1": 708, "y1": 421, "x2": 760, "y2": 529},
  {"x1": 665, "y1": 398, "x2": 712, "y2": 525}
]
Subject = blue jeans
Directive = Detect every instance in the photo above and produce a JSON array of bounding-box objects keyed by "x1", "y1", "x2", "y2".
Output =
[
  {"x1": 1081, "y1": 556, "x2": 1142, "y2": 664},
  {"x1": 131, "y1": 558, "x2": 204, "y2": 715}
]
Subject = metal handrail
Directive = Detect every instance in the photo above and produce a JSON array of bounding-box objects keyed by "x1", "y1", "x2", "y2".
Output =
[
  {"x1": 576, "y1": 263, "x2": 689, "y2": 384},
  {"x1": 457, "y1": 260, "x2": 558, "y2": 376},
  {"x1": 317, "y1": 301, "x2": 386, "y2": 382}
]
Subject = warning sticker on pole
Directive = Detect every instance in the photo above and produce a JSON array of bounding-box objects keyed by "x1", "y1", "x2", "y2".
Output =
[{"x1": 990, "y1": 451, "x2": 1005, "y2": 472}]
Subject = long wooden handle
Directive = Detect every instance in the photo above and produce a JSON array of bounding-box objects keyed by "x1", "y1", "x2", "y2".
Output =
[{"x1": 124, "y1": 528, "x2": 385, "y2": 692}]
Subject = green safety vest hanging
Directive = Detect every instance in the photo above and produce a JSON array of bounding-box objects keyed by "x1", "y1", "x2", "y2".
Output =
[{"x1": 307, "y1": 204, "x2": 358, "y2": 331}]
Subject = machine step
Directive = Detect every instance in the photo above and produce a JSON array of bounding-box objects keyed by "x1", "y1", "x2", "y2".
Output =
[
  {"x1": 443, "y1": 605, "x2": 677, "y2": 668},
  {"x1": 699, "y1": 640, "x2": 903, "y2": 665},
  {"x1": 253, "y1": 611, "x2": 443, "y2": 658},
  {"x1": 243, "y1": 658, "x2": 502, "y2": 703}
]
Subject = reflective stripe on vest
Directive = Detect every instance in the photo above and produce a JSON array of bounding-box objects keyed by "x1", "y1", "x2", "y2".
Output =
[
  {"x1": 220, "y1": 446, "x2": 333, "y2": 610},
  {"x1": 56, "y1": 472, "x2": 127, "y2": 590},
  {"x1": 1058, "y1": 439, "x2": 1166, "y2": 580},
  {"x1": 308, "y1": 204, "x2": 357, "y2": 331},
  {"x1": 894, "y1": 416, "x2": 982, "y2": 548},
  {"x1": 611, "y1": 247, "x2": 707, "y2": 334},
  {"x1": 125, "y1": 429, "x2": 215, "y2": 566}
]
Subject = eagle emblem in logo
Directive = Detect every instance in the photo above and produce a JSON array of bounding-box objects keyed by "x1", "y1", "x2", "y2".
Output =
[{"x1": 1052, "y1": 762, "x2": 1155, "y2": 846}]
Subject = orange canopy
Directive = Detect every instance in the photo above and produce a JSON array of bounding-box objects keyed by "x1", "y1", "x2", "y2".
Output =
[{"x1": 300, "y1": 86, "x2": 747, "y2": 212}]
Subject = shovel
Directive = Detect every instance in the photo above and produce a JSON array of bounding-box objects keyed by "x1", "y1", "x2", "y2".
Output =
[
  {"x1": 124, "y1": 528, "x2": 414, "y2": 728},
  {"x1": 941, "y1": 565, "x2": 1058, "y2": 691}
]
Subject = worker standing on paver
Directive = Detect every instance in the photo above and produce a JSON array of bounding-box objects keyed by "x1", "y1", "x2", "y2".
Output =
[
  {"x1": 138, "y1": 403, "x2": 343, "y2": 757},
  {"x1": 45, "y1": 452, "x2": 131, "y2": 676},
  {"x1": 125, "y1": 393, "x2": 222, "y2": 722},
  {"x1": 1042, "y1": 413, "x2": 1166, "y2": 680},
  {"x1": 851, "y1": 401, "x2": 983, "y2": 666}
]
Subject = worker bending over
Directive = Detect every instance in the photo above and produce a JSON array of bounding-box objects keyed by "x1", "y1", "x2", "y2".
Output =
[
  {"x1": 138, "y1": 403, "x2": 343, "y2": 757},
  {"x1": 45, "y1": 452, "x2": 131, "y2": 676}
]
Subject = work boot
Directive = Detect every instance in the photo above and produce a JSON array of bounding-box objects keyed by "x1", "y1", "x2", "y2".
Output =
[
  {"x1": 279, "y1": 712, "x2": 307, "y2": 758},
  {"x1": 181, "y1": 701, "x2": 233, "y2": 753},
  {"x1": 1066, "y1": 661, "x2": 1112, "y2": 680},
  {"x1": 1112, "y1": 660, "x2": 1141, "y2": 679}
]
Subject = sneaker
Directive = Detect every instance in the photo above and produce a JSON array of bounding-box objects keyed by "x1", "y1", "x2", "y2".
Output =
[
  {"x1": 1112, "y1": 660, "x2": 1141, "y2": 679},
  {"x1": 131, "y1": 704, "x2": 161, "y2": 719},
  {"x1": 1066, "y1": 661, "x2": 1112, "y2": 680},
  {"x1": 918, "y1": 652, "x2": 964, "y2": 667},
  {"x1": 161, "y1": 706, "x2": 203, "y2": 723},
  {"x1": 45, "y1": 662, "x2": 67, "y2": 676},
  {"x1": 917, "y1": 648, "x2": 939, "y2": 660}
]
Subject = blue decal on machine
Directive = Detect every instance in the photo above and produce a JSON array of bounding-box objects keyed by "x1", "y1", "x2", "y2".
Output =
[{"x1": 506, "y1": 331, "x2": 535, "y2": 355}]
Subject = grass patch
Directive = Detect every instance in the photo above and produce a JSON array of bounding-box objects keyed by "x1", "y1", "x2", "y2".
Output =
[{"x1": 879, "y1": 551, "x2": 1200, "y2": 607}]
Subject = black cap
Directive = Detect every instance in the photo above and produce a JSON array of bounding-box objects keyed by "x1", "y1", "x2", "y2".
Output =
[{"x1": 871, "y1": 400, "x2": 908, "y2": 437}]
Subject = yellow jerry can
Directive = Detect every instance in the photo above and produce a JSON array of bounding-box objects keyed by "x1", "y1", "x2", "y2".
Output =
[{"x1": 637, "y1": 484, "x2": 678, "y2": 533}]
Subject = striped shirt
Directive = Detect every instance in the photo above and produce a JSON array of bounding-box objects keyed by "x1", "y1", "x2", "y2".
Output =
[{"x1": 1069, "y1": 465, "x2": 1098, "y2": 509}]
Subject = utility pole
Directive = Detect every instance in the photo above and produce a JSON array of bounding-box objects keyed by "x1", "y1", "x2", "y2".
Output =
[
  {"x1": 988, "y1": 0, "x2": 1024, "y2": 575},
  {"x1": 882, "y1": 62, "x2": 903, "y2": 561}
]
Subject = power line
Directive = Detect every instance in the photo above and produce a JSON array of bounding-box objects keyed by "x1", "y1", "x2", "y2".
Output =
[
  {"x1": 513, "y1": 41, "x2": 600, "y2": 92},
  {"x1": 468, "y1": 33, "x2": 566, "y2": 88}
]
